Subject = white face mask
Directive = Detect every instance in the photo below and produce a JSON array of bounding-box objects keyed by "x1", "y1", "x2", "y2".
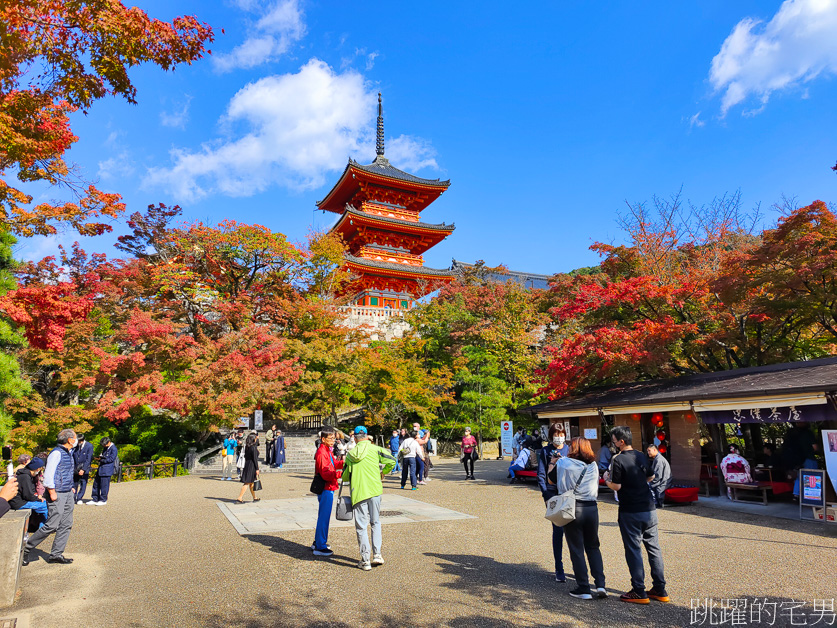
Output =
[{"x1": 553, "y1": 436, "x2": 565, "y2": 448}]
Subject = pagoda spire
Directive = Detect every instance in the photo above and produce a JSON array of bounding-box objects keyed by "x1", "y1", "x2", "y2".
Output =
[{"x1": 376, "y1": 92, "x2": 385, "y2": 156}]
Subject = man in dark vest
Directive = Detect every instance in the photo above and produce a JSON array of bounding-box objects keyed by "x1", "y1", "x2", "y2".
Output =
[
  {"x1": 23, "y1": 428, "x2": 78, "y2": 565},
  {"x1": 92, "y1": 437, "x2": 119, "y2": 505},
  {"x1": 73, "y1": 433, "x2": 94, "y2": 504}
]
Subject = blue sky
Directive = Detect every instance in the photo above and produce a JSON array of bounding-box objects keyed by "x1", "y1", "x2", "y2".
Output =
[{"x1": 18, "y1": 0, "x2": 837, "y2": 275}]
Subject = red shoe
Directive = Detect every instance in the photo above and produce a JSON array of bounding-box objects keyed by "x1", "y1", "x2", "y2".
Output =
[
  {"x1": 620, "y1": 589, "x2": 650, "y2": 604},
  {"x1": 647, "y1": 587, "x2": 670, "y2": 602}
]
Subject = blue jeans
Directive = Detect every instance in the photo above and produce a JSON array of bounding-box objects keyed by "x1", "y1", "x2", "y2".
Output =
[
  {"x1": 552, "y1": 519, "x2": 565, "y2": 575},
  {"x1": 416, "y1": 456, "x2": 425, "y2": 481},
  {"x1": 22, "y1": 501, "x2": 48, "y2": 528},
  {"x1": 509, "y1": 463, "x2": 526, "y2": 478},
  {"x1": 315, "y1": 490, "x2": 334, "y2": 550},
  {"x1": 401, "y1": 457, "x2": 417, "y2": 488},
  {"x1": 390, "y1": 450, "x2": 400, "y2": 472}
]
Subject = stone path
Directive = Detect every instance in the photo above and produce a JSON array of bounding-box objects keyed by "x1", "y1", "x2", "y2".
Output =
[
  {"x1": 5, "y1": 458, "x2": 837, "y2": 627},
  {"x1": 218, "y1": 494, "x2": 475, "y2": 534}
]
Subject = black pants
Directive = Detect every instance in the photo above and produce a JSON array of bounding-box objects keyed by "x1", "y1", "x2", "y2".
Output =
[
  {"x1": 462, "y1": 455, "x2": 474, "y2": 476},
  {"x1": 563, "y1": 501, "x2": 606, "y2": 591},
  {"x1": 266, "y1": 441, "x2": 275, "y2": 465}
]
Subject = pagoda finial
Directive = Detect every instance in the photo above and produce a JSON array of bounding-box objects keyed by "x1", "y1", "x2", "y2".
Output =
[{"x1": 376, "y1": 92, "x2": 385, "y2": 156}]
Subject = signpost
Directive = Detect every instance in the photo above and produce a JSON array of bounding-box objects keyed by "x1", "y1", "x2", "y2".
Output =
[
  {"x1": 254, "y1": 410, "x2": 263, "y2": 431},
  {"x1": 799, "y1": 468, "x2": 827, "y2": 522},
  {"x1": 500, "y1": 421, "x2": 513, "y2": 459}
]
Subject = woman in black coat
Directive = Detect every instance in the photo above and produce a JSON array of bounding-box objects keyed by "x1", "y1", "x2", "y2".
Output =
[{"x1": 236, "y1": 433, "x2": 260, "y2": 503}]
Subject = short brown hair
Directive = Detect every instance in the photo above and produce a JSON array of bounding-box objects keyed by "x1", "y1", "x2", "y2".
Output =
[
  {"x1": 568, "y1": 437, "x2": 595, "y2": 464},
  {"x1": 548, "y1": 423, "x2": 566, "y2": 440}
]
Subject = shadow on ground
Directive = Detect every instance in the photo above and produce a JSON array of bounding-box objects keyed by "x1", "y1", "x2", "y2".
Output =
[{"x1": 244, "y1": 534, "x2": 357, "y2": 569}]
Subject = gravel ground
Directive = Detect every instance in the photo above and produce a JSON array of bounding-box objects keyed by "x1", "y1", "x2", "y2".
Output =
[{"x1": 11, "y1": 458, "x2": 837, "y2": 627}]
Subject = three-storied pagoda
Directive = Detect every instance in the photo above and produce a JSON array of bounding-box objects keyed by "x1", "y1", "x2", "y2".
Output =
[{"x1": 317, "y1": 94, "x2": 456, "y2": 310}]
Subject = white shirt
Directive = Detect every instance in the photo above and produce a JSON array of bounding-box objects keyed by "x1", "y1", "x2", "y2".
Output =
[
  {"x1": 43, "y1": 449, "x2": 62, "y2": 489},
  {"x1": 400, "y1": 438, "x2": 421, "y2": 458}
]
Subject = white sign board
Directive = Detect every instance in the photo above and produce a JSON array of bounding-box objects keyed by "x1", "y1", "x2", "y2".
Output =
[
  {"x1": 500, "y1": 421, "x2": 514, "y2": 458},
  {"x1": 254, "y1": 410, "x2": 263, "y2": 431},
  {"x1": 236, "y1": 417, "x2": 249, "y2": 428},
  {"x1": 564, "y1": 421, "x2": 572, "y2": 439},
  {"x1": 823, "y1": 430, "x2": 837, "y2": 496},
  {"x1": 584, "y1": 428, "x2": 598, "y2": 440}
]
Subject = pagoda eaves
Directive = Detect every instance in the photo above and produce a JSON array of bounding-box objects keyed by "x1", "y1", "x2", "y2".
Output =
[{"x1": 332, "y1": 206, "x2": 454, "y2": 256}]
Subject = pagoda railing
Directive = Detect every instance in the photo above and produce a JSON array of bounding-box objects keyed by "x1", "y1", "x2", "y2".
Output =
[{"x1": 339, "y1": 306, "x2": 406, "y2": 319}]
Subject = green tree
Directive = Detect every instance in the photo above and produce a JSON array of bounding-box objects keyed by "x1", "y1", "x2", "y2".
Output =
[{"x1": 0, "y1": 228, "x2": 29, "y2": 442}]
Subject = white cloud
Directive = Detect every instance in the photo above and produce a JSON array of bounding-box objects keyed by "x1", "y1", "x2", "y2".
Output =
[
  {"x1": 365, "y1": 51, "x2": 379, "y2": 71},
  {"x1": 688, "y1": 112, "x2": 705, "y2": 128},
  {"x1": 160, "y1": 97, "x2": 192, "y2": 129},
  {"x1": 98, "y1": 151, "x2": 135, "y2": 180},
  {"x1": 710, "y1": 0, "x2": 837, "y2": 116},
  {"x1": 213, "y1": 0, "x2": 306, "y2": 72},
  {"x1": 145, "y1": 59, "x2": 442, "y2": 203}
]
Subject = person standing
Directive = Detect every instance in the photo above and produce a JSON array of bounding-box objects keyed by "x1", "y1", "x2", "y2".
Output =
[
  {"x1": 23, "y1": 429, "x2": 78, "y2": 565},
  {"x1": 461, "y1": 427, "x2": 478, "y2": 480},
  {"x1": 399, "y1": 431, "x2": 420, "y2": 490},
  {"x1": 552, "y1": 437, "x2": 606, "y2": 600},
  {"x1": 342, "y1": 426, "x2": 395, "y2": 570},
  {"x1": 222, "y1": 433, "x2": 238, "y2": 480},
  {"x1": 646, "y1": 445, "x2": 672, "y2": 508},
  {"x1": 513, "y1": 427, "x2": 527, "y2": 458},
  {"x1": 91, "y1": 438, "x2": 118, "y2": 506},
  {"x1": 236, "y1": 433, "x2": 260, "y2": 503},
  {"x1": 265, "y1": 425, "x2": 276, "y2": 467},
  {"x1": 389, "y1": 430, "x2": 401, "y2": 474},
  {"x1": 537, "y1": 424, "x2": 570, "y2": 582},
  {"x1": 412, "y1": 423, "x2": 428, "y2": 484},
  {"x1": 273, "y1": 430, "x2": 285, "y2": 469},
  {"x1": 72, "y1": 434, "x2": 94, "y2": 503},
  {"x1": 312, "y1": 427, "x2": 342, "y2": 556},
  {"x1": 604, "y1": 425, "x2": 668, "y2": 604}
]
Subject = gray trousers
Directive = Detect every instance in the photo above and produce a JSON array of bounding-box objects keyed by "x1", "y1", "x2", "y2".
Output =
[
  {"x1": 617, "y1": 509, "x2": 666, "y2": 592},
  {"x1": 353, "y1": 495, "x2": 382, "y2": 562},
  {"x1": 26, "y1": 490, "x2": 74, "y2": 558}
]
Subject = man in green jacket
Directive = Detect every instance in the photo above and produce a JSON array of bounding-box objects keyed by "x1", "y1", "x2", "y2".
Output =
[{"x1": 343, "y1": 425, "x2": 396, "y2": 571}]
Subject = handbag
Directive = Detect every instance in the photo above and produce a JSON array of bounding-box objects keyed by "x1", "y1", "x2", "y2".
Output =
[
  {"x1": 236, "y1": 453, "x2": 245, "y2": 470},
  {"x1": 253, "y1": 479, "x2": 263, "y2": 491},
  {"x1": 310, "y1": 473, "x2": 326, "y2": 495},
  {"x1": 335, "y1": 481, "x2": 353, "y2": 521},
  {"x1": 544, "y1": 463, "x2": 588, "y2": 527}
]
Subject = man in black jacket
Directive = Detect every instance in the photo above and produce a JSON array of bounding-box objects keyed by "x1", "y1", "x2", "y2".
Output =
[{"x1": 73, "y1": 434, "x2": 94, "y2": 504}]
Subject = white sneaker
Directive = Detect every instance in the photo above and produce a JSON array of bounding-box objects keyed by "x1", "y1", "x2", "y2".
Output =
[
  {"x1": 96, "y1": 501, "x2": 107, "y2": 506},
  {"x1": 371, "y1": 554, "x2": 384, "y2": 566},
  {"x1": 596, "y1": 587, "x2": 608, "y2": 598},
  {"x1": 358, "y1": 560, "x2": 372, "y2": 571}
]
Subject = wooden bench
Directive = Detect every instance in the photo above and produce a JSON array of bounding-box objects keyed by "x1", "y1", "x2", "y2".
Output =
[{"x1": 726, "y1": 481, "x2": 772, "y2": 505}]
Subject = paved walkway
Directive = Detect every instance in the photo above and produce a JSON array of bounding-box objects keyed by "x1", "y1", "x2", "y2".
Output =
[{"x1": 6, "y1": 459, "x2": 837, "y2": 627}]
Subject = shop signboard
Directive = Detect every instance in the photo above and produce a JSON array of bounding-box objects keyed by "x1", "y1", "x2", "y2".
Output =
[
  {"x1": 500, "y1": 421, "x2": 514, "y2": 458},
  {"x1": 584, "y1": 428, "x2": 598, "y2": 440},
  {"x1": 236, "y1": 416, "x2": 249, "y2": 429},
  {"x1": 800, "y1": 470, "x2": 824, "y2": 506}
]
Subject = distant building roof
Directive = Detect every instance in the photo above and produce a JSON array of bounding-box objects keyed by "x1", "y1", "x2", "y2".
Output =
[
  {"x1": 525, "y1": 356, "x2": 837, "y2": 418},
  {"x1": 450, "y1": 259, "x2": 554, "y2": 290}
]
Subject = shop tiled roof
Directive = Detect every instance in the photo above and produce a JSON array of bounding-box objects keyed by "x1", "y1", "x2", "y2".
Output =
[
  {"x1": 348, "y1": 156, "x2": 450, "y2": 188},
  {"x1": 340, "y1": 206, "x2": 454, "y2": 232},
  {"x1": 344, "y1": 254, "x2": 457, "y2": 277},
  {"x1": 525, "y1": 356, "x2": 837, "y2": 415}
]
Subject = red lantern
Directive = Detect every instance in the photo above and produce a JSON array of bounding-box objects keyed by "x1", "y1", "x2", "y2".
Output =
[
  {"x1": 685, "y1": 411, "x2": 698, "y2": 424},
  {"x1": 656, "y1": 431, "x2": 666, "y2": 441},
  {"x1": 658, "y1": 444, "x2": 667, "y2": 454},
  {"x1": 651, "y1": 412, "x2": 664, "y2": 423},
  {"x1": 630, "y1": 413, "x2": 642, "y2": 421}
]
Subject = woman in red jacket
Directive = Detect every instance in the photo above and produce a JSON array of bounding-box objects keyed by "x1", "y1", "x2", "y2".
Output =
[{"x1": 312, "y1": 426, "x2": 343, "y2": 557}]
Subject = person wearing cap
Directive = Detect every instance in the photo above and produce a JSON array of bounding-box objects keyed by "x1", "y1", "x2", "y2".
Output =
[
  {"x1": 91, "y1": 437, "x2": 119, "y2": 506},
  {"x1": 8, "y1": 457, "x2": 49, "y2": 527},
  {"x1": 73, "y1": 433, "x2": 94, "y2": 504},
  {"x1": 24, "y1": 429, "x2": 78, "y2": 565},
  {"x1": 342, "y1": 426, "x2": 396, "y2": 571}
]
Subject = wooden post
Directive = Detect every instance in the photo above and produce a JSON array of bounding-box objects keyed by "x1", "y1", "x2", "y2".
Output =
[
  {"x1": 117, "y1": 466, "x2": 123, "y2": 483},
  {"x1": 173, "y1": 461, "x2": 179, "y2": 477},
  {"x1": 148, "y1": 462, "x2": 154, "y2": 479}
]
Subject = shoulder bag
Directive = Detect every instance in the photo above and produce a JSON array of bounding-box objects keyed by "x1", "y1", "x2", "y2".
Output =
[
  {"x1": 335, "y1": 480, "x2": 353, "y2": 521},
  {"x1": 544, "y1": 463, "x2": 587, "y2": 527},
  {"x1": 310, "y1": 450, "x2": 334, "y2": 495}
]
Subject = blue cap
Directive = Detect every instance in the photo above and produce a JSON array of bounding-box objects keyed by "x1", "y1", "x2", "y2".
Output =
[
  {"x1": 354, "y1": 425, "x2": 368, "y2": 435},
  {"x1": 26, "y1": 458, "x2": 45, "y2": 470}
]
